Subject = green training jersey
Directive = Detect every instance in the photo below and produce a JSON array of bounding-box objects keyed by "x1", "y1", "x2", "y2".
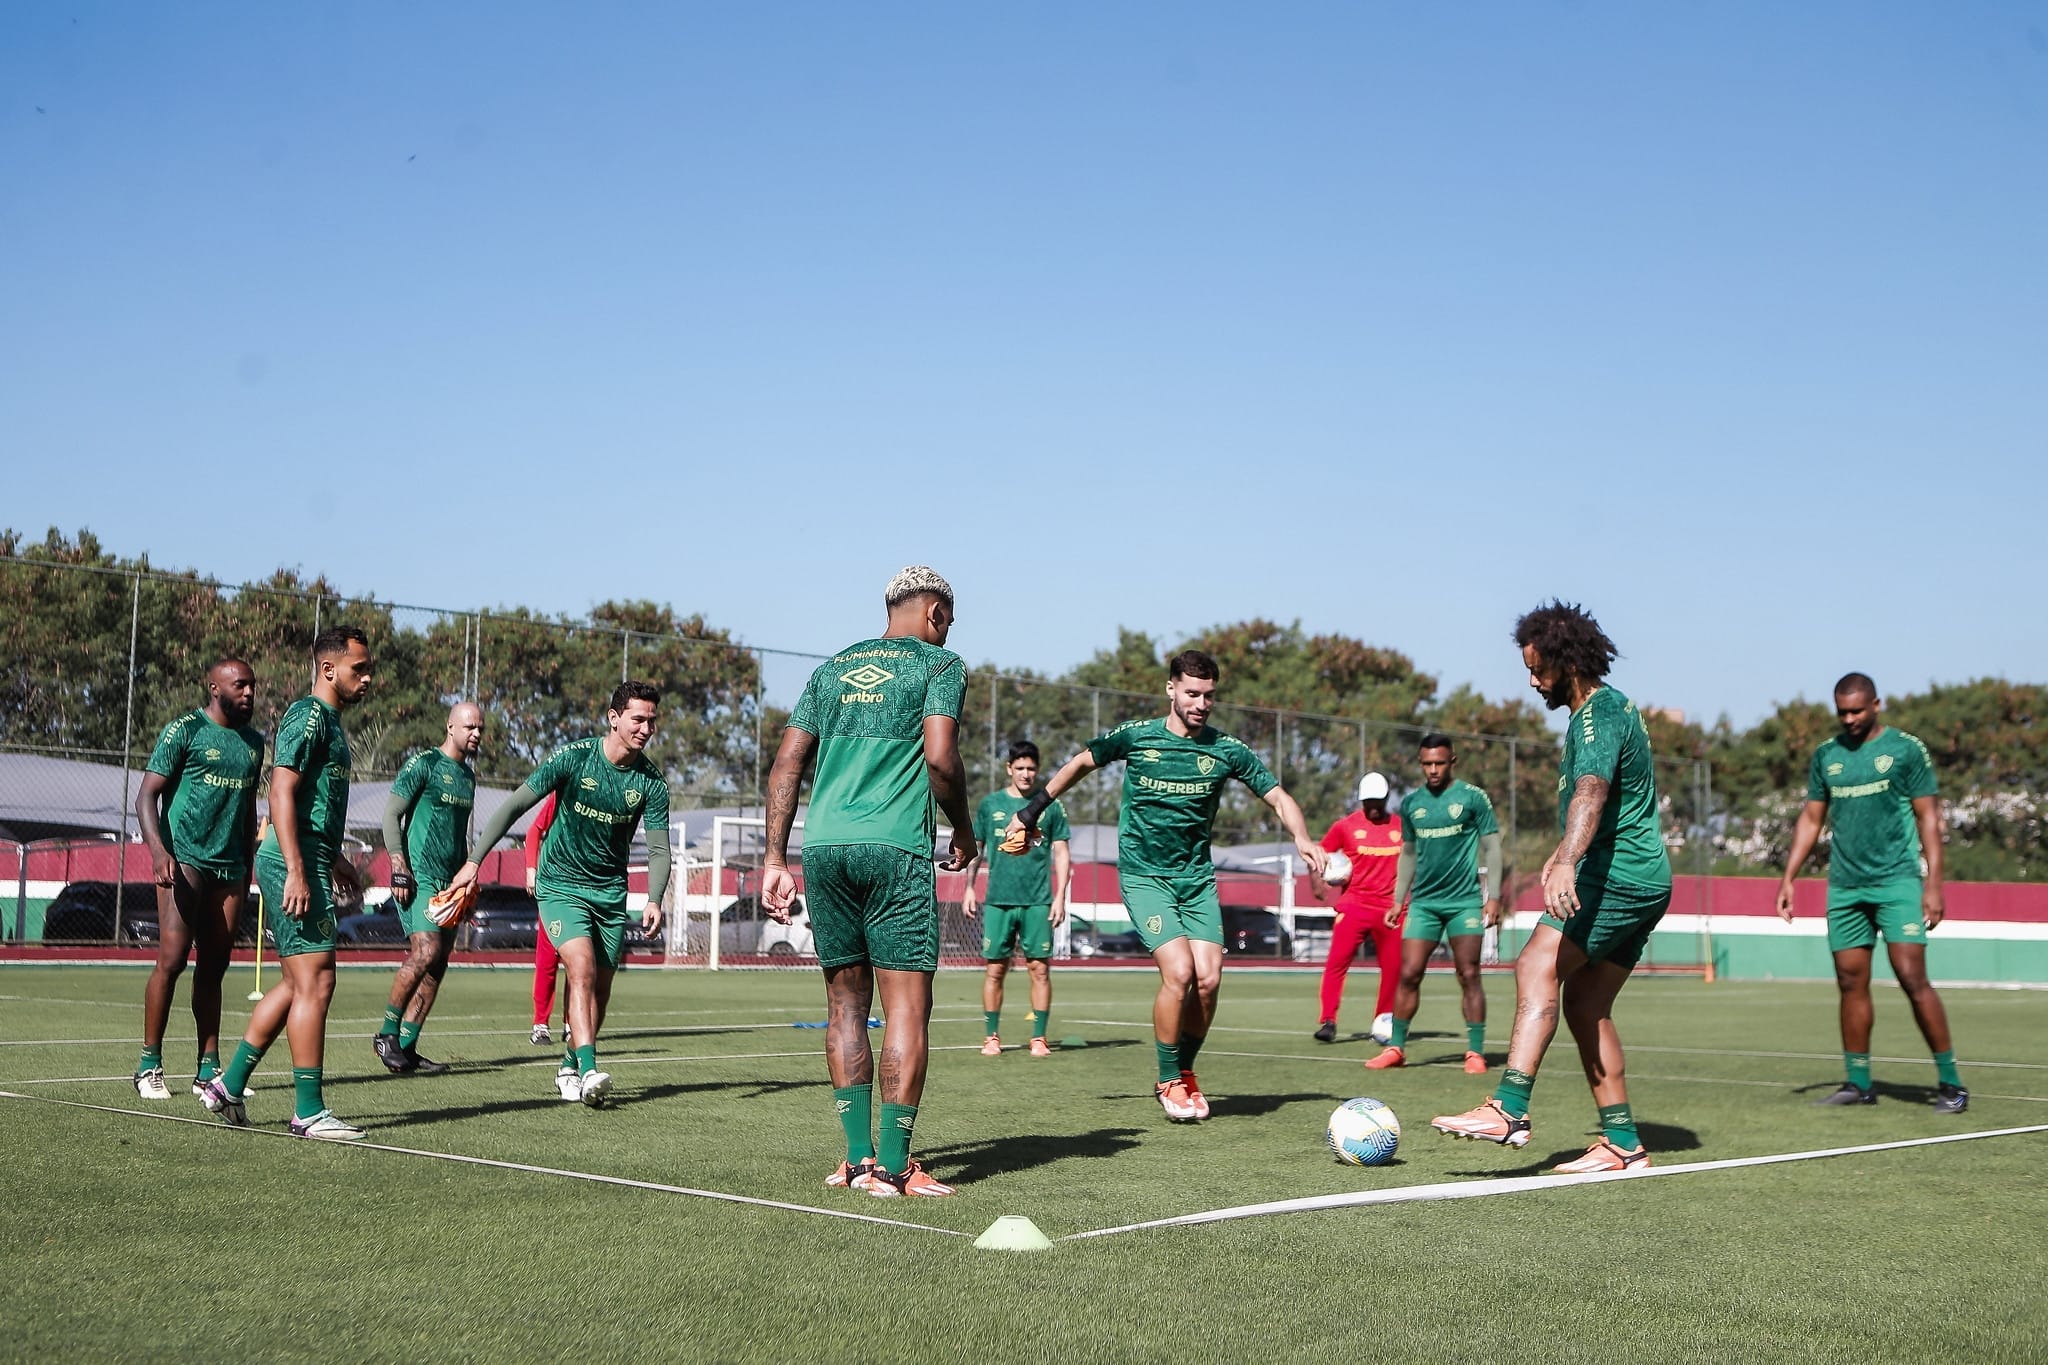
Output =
[
  {"x1": 1400, "y1": 778, "x2": 1497, "y2": 910},
  {"x1": 1087, "y1": 717, "x2": 1278, "y2": 878},
  {"x1": 1806, "y1": 726, "x2": 1938, "y2": 890},
  {"x1": 974, "y1": 789, "x2": 1072, "y2": 906},
  {"x1": 258, "y1": 696, "x2": 352, "y2": 867},
  {"x1": 523, "y1": 737, "x2": 671, "y2": 897},
  {"x1": 144, "y1": 709, "x2": 266, "y2": 876},
  {"x1": 390, "y1": 747, "x2": 476, "y2": 885},
  {"x1": 789, "y1": 636, "x2": 968, "y2": 857},
  {"x1": 1557, "y1": 686, "x2": 1670, "y2": 897}
]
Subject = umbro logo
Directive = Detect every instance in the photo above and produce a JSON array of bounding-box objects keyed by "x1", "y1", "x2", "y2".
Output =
[
  {"x1": 581, "y1": 777, "x2": 598, "y2": 790},
  {"x1": 839, "y1": 664, "x2": 895, "y2": 690}
]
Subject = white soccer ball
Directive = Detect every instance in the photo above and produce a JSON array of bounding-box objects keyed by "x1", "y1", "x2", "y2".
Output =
[
  {"x1": 1321, "y1": 851, "x2": 1352, "y2": 887},
  {"x1": 1369, "y1": 1011, "x2": 1395, "y2": 1045},
  {"x1": 1326, "y1": 1097, "x2": 1400, "y2": 1166}
]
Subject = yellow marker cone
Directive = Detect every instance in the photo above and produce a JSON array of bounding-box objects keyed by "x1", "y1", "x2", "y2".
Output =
[{"x1": 974, "y1": 1216, "x2": 1052, "y2": 1252}]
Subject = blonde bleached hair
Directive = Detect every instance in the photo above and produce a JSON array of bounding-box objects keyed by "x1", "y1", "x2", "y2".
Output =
[{"x1": 884, "y1": 565, "x2": 954, "y2": 609}]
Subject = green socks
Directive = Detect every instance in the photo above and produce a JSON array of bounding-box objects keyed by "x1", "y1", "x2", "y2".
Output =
[
  {"x1": 1466, "y1": 1021, "x2": 1486, "y2": 1054},
  {"x1": 878, "y1": 1103, "x2": 918, "y2": 1175},
  {"x1": 1390, "y1": 1017, "x2": 1411, "y2": 1049},
  {"x1": 378, "y1": 1005, "x2": 403, "y2": 1038},
  {"x1": 222, "y1": 1040, "x2": 265, "y2": 1096},
  {"x1": 1177, "y1": 1032, "x2": 1205, "y2": 1073},
  {"x1": 291, "y1": 1066, "x2": 324, "y2": 1121},
  {"x1": 575, "y1": 1044, "x2": 597, "y2": 1075},
  {"x1": 984, "y1": 1010, "x2": 1000, "y2": 1037},
  {"x1": 562, "y1": 1045, "x2": 577, "y2": 1072},
  {"x1": 1494, "y1": 1067, "x2": 1536, "y2": 1119},
  {"x1": 1155, "y1": 1040, "x2": 1182, "y2": 1085},
  {"x1": 196, "y1": 1050, "x2": 221, "y2": 1083},
  {"x1": 1029, "y1": 1010, "x2": 1048, "y2": 1041},
  {"x1": 1846, "y1": 1052, "x2": 1873, "y2": 1091},
  {"x1": 1598, "y1": 1102, "x2": 1640, "y2": 1150},
  {"x1": 1934, "y1": 1050, "x2": 1961, "y2": 1087},
  {"x1": 834, "y1": 1084, "x2": 875, "y2": 1164},
  {"x1": 137, "y1": 1045, "x2": 163, "y2": 1074},
  {"x1": 399, "y1": 1021, "x2": 422, "y2": 1050}
]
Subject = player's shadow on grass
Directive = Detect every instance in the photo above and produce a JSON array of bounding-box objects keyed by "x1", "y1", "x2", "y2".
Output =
[
  {"x1": 1205, "y1": 1090, "x2": 1331, "y2": 1121},
  {"x1": 914, "y1": 1127, "x2": 1146, "y2": 1184},
  {"x1": 1791, "y1": 1078, "x2": 1939, "y2": 1104},
  {"x1": 373, "y1": 1075, "x2": 829, "y2": 1127},
  {"x1": 1446, "y1": 1121, "x2": 1701, "y2": 1178}
]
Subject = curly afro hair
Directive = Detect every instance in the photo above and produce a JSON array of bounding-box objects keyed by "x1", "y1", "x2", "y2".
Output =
[{"x1": 1513, "y1": 600, "x2": 1618, "y2": 684}]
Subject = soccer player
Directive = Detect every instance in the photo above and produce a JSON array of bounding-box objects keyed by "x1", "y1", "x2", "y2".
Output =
[
  {"x1": 449, "y1": 682, "x2": 673, "y2": 1107},
  {"x1": 1775, "y1": 673, "x2": 1966, "y2": 1112},
  {"x1": 526, "y1": 790, "x2": 562, "y2": 1045},
  {"x1": 200, "y1": 627, "x2": 375, "y2": 1140},
  {"x1": 1005, "y1": 649, "x2": 1325, "y2": 1122},
  {"x1": 961, "y1": 740, "x2": 1072, "y2": 1057},
  {"x1": 1309, "y1": 772, "x2": 1402, "y2": 1047},
  {"x1": 1366, "y1": 735, "x2": 1503, "y2": 1074},
  {"x1": 1432, "y1": 602, "x2": 1670, "y2": 1173},
  {"x1": 760, "y1": 566, "x2": 975, "y2": 1198},
  {"x1": 132, "y1": 658, "x2": 264, "y2": 1102},
  {"x1": 373, "y1": 701, "x2": 483, "y2": 1076}
]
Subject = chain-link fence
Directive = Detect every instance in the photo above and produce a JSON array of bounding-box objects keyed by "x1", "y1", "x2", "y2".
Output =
[{"x1": 2, "y1": 555, "x2": 1721, "y2": 960}]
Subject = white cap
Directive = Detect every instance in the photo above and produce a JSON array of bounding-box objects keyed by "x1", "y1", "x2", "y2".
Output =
[{"x1": 1358, "y1": 772, "x2": 1390, "y2": 801}]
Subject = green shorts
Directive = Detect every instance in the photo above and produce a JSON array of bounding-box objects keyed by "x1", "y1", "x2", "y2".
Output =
[
  {"x1": 539, "y1": 884, "x2": 630, "y2": 970},
  {"x1": 1827, "y1": 879, "x2": 1926, "y2": 953},
  {"x1": 1539, "y1": 882, "x2": 1671, "y2": 970},
  {"x1": 396, "y1": 878, "x2": 452, "y2": 938},
  {"x1": 255, "y1": 850, "x2": 337, "y2": 958},
  {"x1": 1404, "y1": 900, "x2": 1486, "y2": 944},
  {"x1": 1120, "y1": 873, "x2": 1223, "y2": 952},
  {"x1": 805, "y1": 844, "x2": 939, "y2": 973},
  {"x1": 982, "y1": 903, "x2": 1054, "y2": 961}
]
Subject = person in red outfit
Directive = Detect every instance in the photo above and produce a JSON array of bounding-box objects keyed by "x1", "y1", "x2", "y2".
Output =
[
  {"x1": 526, "y1": 791, "x2": 561, "y2": 1045},
  {"x1": 1310, "y1": 773, "x2": 1403, "y2": 1043}
]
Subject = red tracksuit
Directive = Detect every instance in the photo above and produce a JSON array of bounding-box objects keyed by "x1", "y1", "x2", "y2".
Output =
[
  {"x1": 528, "y1": 792, "x2": 561, "y2": 1027},
  {"x1": 1317, "y1": 808, "x2": 1403, "y2": 1026}
]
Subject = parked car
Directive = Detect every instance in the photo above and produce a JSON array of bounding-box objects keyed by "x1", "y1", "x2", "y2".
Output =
[
  {"x1": 40, "y1": 881, "x2": 162, "y2": 945},
  {"x1": 1068, "y1": 915, "x2": 1146, "y2": 958},
  {"x1": 462, "y1": 886, "x2": 542, "y2": 951},
  {"x1": 336, "y1": 901, "x2": 408, "y2": 947},
  {"x1": 714, "y1": 895, "x2": 813, "y2": 958},
  {"x1": 1223, "y1": 906, "x2": 1292, "y2": 958}
]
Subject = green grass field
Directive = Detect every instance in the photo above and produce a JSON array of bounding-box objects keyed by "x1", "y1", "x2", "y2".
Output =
[{"x1": 4, "y1": 962, "x2": 2045, "y2": 1363}]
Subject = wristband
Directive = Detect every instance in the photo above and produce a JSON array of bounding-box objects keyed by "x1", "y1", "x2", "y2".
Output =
[
  {"x1": 1015, "y1": 788, "x2": 1052, "y2": 834},
  {"x1": 390, "y1": 871, "x2": 416, "y2": 891}
]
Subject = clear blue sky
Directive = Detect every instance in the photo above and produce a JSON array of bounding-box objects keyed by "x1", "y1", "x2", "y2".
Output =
[{"x1": 6, "y1": 4, "x2": 2044, "y2": 725}]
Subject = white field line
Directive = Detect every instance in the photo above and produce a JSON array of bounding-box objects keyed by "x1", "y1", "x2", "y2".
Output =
[
  {"x1": 0, "y1": 1088, "x2": 965, "y2": 1237},
  {"x1": 1066, "y1": 1125, "x2": 2048, "y2": 1240},
  {"x1": 0, "y1": 1016, "x2": 991, "y2": 1050}
]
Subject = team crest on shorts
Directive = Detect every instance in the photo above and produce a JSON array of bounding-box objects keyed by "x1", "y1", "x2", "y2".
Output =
[{"x1": 1146, "y1": 916, "x2": 1163, "y2": 935}]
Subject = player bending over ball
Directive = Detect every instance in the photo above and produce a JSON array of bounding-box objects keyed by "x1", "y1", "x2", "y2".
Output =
[
  {"x1": 1365, "y1": 735, "x2": 1502, "y2": 1075},
  {"x1": 1433, "y1": 602, "x2": 1670, "y2": 1173},
  {"x1": 133, "y1": 658, "x2": 264, "y2": 1103},
  {"x1": 1005, "y1": 649, "x2": 1324, "y2": 1122},
  {"x1": 761, "y1": 566, "x2": 976, "y2": 1198},
  {"x1": 449, "y1": 683, "x2": 672, "y2": 1108},
  {"x1": 373, "y1": 701, "x2": 484, "y2": 1076},
  {"x1": 1309, "y1": 772, "x2": 1403, "y2": 1047},
  {"x1": 961, "y1": 740, "x2": 1072, "y2": 1057},
  {"x1": 200, "y1": 628, "x2": 375, "y2": 1140},
  {"x1": 1776, "y1": 673, "x2": 1966, "y2": 1112}
]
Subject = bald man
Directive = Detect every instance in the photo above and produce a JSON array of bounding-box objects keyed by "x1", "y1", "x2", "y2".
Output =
[
  {"x1": 132, "y1": 657, "x2": 265, "y2": 1102},
  {"x1": 375, "y1": 702, "x2": 483, "y2": 1075}
]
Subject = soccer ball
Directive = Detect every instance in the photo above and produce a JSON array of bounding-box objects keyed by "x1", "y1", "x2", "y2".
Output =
[
  {"x1": 1326, "y1": 1097, "x2": 1400, "y2": 1166},
  {"x1": 1321, "y1": 851, "x2": 1351, "y2": 887},
  {"x1": 1369, "y1": 1011, "x2": 1395, "y2": 1045}
]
